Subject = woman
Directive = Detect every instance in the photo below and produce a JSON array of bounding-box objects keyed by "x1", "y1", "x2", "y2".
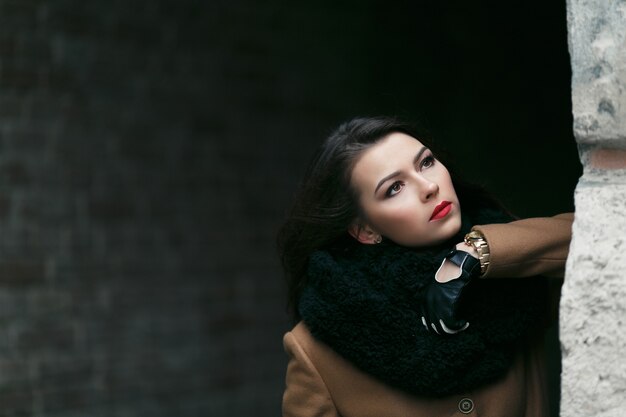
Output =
[{"x1": 277, "y1": 116, "x2": 573, "y2": 417}]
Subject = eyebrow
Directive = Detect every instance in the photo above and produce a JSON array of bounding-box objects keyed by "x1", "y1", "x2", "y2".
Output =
[{"x1": 373, "y1": 146, "x2": 428, "y2": 195}]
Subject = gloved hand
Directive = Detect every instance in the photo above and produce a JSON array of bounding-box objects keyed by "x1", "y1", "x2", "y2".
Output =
[{"x1": 421, "y1": 249, "x2": 481, "y2": 335}]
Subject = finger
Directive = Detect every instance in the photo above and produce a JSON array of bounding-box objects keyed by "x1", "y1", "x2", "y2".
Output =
[
  {"x1": 422, "y1": 303, "x2": 436, "y2": 333},
  {"x1": 440, "y1": 320, "x2": 470, "y2": 334}
]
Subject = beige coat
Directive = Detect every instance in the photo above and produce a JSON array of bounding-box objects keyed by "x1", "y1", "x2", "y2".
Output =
[{"x1": 282, "y1": 213, "x2": 574, "y2": 417}]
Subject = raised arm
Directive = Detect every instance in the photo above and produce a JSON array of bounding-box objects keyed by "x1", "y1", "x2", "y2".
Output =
[
  {"x1": 427, "y1": 213, "x2": 573, "y2": 334},
  {"x1": 473, "y1": 212, "x2": 574, "y2": 279}
]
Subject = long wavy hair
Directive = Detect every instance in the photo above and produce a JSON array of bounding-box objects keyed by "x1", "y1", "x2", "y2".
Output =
[{"x1": 277, "y1": 116, "x2": 508, "y2": 322}]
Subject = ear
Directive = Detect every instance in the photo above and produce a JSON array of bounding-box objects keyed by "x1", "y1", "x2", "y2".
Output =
[{"x1": 348, "y1": 222, "x2": 380, "y2": 245}]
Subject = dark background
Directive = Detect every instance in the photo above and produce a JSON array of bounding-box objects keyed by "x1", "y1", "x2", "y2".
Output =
[{"x1": 0, "y1": 0, "x2": 579, "y2": 416}]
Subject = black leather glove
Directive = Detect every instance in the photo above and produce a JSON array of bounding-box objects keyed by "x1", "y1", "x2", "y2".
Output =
[{"x1": 421, "y1": 249, "x2": 481, "y2": 335}]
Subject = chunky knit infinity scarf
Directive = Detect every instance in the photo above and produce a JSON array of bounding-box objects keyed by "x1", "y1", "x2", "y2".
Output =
[{"x1": 299, "y1": 208, "x2": 548, "y2": 397}]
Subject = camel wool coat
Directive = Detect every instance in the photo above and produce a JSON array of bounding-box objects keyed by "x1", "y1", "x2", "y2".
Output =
[{"x1": 282, "y1": 213, "x2": 574, "y2": 417}]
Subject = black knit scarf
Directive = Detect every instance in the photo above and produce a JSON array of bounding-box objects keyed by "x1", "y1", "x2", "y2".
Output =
[{"x1": 299, "y1": 208, "x2": 548, "y2": 397}]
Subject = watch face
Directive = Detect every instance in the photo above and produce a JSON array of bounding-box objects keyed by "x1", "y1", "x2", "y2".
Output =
[
  {"x1": 467, "y1": 230, "x2": 483, "y2": 240},
  {"x1": 465, "y1": 231, "x2": 482, "y2": 246}
]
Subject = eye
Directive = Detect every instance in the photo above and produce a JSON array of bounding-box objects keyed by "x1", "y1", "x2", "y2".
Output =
[
  {"x1": 385, "y1": 181, "x2": 404, "y2": 197},
  {"x1": 420, "y1": 155, "x2": 436, "y2": 169}
]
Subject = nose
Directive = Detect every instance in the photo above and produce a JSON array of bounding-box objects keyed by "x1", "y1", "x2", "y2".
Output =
[{"x1": 416, "y1": 174, "x2": 438, "y2": 202}]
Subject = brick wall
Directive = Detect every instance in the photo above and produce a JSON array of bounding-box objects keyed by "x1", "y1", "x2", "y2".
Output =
[
  {"x1": 0, "y1": 1, "x2": 264, "y2": 415},
  {"x1": 0, "y1": 1, "x2": 576, "y2": 416}
]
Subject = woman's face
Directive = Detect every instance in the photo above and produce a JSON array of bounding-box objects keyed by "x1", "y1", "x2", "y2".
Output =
[{"x1": 349, "y1": 132, "x2": 462, "y2": 247}]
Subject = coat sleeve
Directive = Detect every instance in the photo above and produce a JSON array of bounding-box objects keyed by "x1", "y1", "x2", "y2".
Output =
[
  {"x1": 472, "y1": 212, "x2": 574, "y2": 279},
  {"x1": 282, "y1": 331, "x2": 340, "y2": 417}
]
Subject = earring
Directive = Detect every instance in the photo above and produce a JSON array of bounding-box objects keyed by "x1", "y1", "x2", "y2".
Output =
[{"x1": 374, "y1": 235, "x2": 382, "y2": 244}]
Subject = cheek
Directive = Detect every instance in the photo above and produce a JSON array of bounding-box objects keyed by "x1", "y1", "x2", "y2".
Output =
[
  {"x1": 440, "y1": 171, "x2": 457, "y2": 196},
  {"x1": 372, "y1": 200, "x2": 424, "y2": 233},
  {"x1": 381, "y1": 210, "x2": 430, "y2": 246},
  {"x1": 388, "y1": 206, "x2": 420, "y2": 223}
]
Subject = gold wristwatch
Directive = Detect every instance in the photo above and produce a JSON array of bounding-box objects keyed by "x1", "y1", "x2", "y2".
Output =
[{"x1": 464, "y1": 230, "x2": 490, "y2": 276}]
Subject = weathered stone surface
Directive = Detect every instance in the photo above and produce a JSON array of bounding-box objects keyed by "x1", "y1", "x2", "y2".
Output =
[
  {"x1": 560, "y1": 174, "x2": 626, "y2": 417},
  {"x1": 564, "y1": 2, "x2": 626, "y2": 416},
  {"x1": 568, "y1": 0, "x2": 626, "y2": 144}
]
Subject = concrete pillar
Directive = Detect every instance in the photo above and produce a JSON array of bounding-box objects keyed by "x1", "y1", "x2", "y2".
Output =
[{"x1": 561, "y1": 1, "x2": 626, "y2": 416}]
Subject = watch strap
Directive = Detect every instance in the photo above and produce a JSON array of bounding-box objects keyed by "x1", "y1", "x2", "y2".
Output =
[{"x1": 464, "y1": 230, "x2": 490, "y2": 275}]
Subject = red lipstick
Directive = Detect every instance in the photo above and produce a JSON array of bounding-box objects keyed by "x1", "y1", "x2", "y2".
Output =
[{"x1": 430, "y1": 201, "x2": 452, "y2": 221}]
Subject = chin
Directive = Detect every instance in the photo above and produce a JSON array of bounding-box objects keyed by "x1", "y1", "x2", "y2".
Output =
[
  {"x1": 434, "y1": 217, "x2": 463, "y2": 245},
  {"x1": 446, "y1": 219, "x2": 463, "y2": 240},
  {"x1": 450, "y1": 215, "x2": 463, "y2": 234}
]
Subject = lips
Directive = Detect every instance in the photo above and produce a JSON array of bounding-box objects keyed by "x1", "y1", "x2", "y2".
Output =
[{"x1": 430, "y1": 201, "x2": 452, "y2": 221}]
